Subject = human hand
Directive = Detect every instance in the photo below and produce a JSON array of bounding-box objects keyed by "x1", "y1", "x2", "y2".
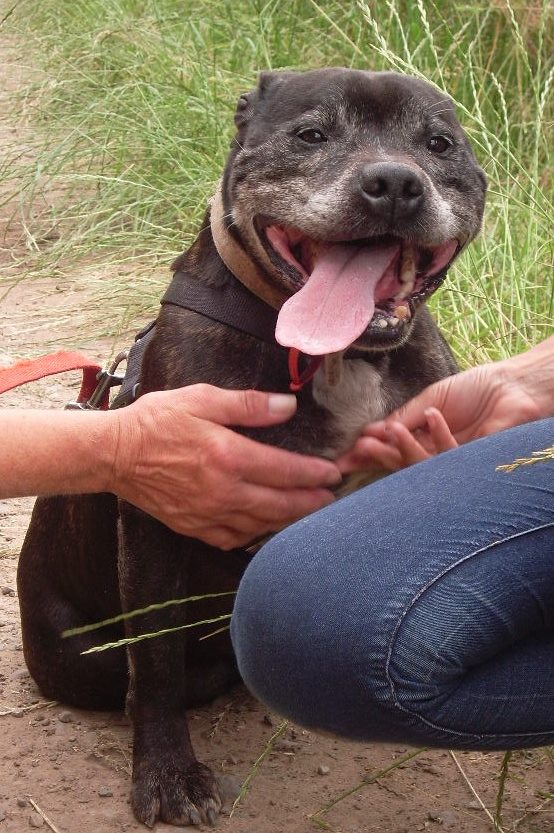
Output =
[
  {"x1": 337, "y1": 358, "x2": 545, "y2": 474},
  {"x1": 109, "y1": 384, "x2": 341, "y2": 549},
  {"x1": 337, "y1": 406, "x2": 457, "y2": 474}
]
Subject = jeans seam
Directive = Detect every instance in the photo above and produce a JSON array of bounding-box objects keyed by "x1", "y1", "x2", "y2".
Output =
[{"x1": 385, "y1": 520, "x2": 554, "y2": 741}]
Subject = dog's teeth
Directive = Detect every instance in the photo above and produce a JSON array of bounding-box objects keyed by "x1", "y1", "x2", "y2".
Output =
[
  {"x1": 398, "y1": 243, "x2": 416, "y2": 299},
  {"x1": 377, "y1": 318, "x2": 388, "y2": 329},
  {"x1": 389, "y1": 317, "x2": 399, "y2": 327},
  {"x1": 394, "y1": 304, "x2": 410, "y2": 320}
]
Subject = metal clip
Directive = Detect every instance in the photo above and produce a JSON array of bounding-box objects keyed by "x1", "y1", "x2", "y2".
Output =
[{"x1": 65, "y1": 350, "x2": 129, "y2": 411}]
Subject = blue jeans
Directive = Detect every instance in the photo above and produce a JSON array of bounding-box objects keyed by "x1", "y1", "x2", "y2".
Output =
[{"x1": 231, "y1": 418, "x2": 554, "y2": 750}]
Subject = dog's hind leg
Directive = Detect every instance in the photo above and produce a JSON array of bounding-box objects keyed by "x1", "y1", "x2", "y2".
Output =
[{"x1": 17, "y1": 493, "x2": 128, "y2": 710}]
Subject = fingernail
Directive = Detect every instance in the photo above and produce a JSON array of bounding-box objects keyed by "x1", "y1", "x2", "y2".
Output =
[{"x1": 268, "y1": 393, "x2": 297, "y2": 416}]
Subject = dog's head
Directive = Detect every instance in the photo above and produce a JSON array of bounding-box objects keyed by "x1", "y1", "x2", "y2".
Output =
[{"x1": 221, "y1": 68, "x2": 486, "y2": 355}]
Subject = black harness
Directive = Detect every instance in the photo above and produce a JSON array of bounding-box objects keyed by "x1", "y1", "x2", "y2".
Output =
[
  {"x1": 110, "y1": 270, "x2": 281, "y2": 409},
  {"x1": 104, "y1": 263, "x2": 451, "y2": 409}
]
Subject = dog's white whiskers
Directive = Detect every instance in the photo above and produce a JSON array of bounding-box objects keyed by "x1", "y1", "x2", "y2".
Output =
[
  {"x1": 427, "y1": 108, "x2": 453, "y2": 118},
  {"x1": 424, "y1": 99, "x2": 451, "y2": 114}
]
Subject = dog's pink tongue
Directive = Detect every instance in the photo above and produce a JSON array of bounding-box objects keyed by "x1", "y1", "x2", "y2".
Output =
[{"x1": 276, "y1": 242, "x2": 399, "y2": 355}]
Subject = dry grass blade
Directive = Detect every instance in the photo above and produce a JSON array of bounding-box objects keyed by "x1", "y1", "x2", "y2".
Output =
[
  {"x1": 513, "y1": 793, "x2": 554, "y2": 830},
  {"x1": 449, "y1": 750, "x2": 500, "y2": 831},
  {"x1": 80, "y1": 613, "x2": 232, "y2": 654},
  {"x1": 26, "y1": 796, "x2": 62, "y2": 833},
  {"x1": 309, "y1": 746, "x2": 428, "y2": 825},
  {"x1": 496, "y1": 445, "x2": 554, "y2": 473},
  {"x1": 495, "y1": 751, "x2": 512, "y2": 830},
  {"x1": 230, "y1": 720, "x2": 289, "y2": 816},
  {"x1": 0, "y1": 699, "x2": 56, "y2": 716},
  {"x1": 62, "y1": 590, "x2": 236, "y2": 638}
]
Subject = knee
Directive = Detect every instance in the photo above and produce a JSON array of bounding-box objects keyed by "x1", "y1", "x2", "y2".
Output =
[
  {"x1": 230, "y1": 524, "x2": 415, "y2": 740},
  {"x1": 230, "y1": 525, "x2": 473, "y2": 744}
]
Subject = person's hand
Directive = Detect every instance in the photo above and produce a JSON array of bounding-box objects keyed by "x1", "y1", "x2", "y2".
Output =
[
  {"x1": 337, "y1": 358, "x2": 546, "y2": 475},
  {"x1": 337, "y1": 405, "x2": 457, "y2": 474},
  {"x1": 109, "y1": 384, "x2": 341, "y2": 549}
]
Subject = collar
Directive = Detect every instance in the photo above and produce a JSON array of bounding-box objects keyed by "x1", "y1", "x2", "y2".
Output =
[
  {"x1": 209, "y1": 183, "x2": 288, "y2": 310},
  {"x1": 162, "y1": 182, "x2": 325, "y2": 391}
]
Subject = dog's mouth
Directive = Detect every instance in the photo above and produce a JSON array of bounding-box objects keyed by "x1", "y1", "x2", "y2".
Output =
[{"x1": 260, "y1": 223, "x2": 458, "y2": 355}]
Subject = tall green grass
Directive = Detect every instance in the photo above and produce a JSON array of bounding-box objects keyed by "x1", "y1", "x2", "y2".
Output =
[{"x1": 5, "y1": 0, "x2": 553, "y2": 362}]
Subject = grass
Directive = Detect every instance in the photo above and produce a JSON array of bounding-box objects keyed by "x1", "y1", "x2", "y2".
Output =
[{"x1": 2, "y1": 0, "x2": 553, "y2": 362}]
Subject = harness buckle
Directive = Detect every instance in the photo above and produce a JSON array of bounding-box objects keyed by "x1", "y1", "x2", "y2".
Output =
[{"x1": 65, "y1": 350, "x2": 129, "y2": 411}]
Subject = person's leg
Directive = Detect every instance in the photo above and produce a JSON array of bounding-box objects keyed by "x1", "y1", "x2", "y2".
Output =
[{"x1": 231, "y1": 418, "x2": 554, "y2": 750}]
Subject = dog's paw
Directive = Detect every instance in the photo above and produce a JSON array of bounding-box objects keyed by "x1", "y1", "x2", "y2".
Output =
[{"x1": 132, "y1": 758, "x2": 222, "y2": 827}]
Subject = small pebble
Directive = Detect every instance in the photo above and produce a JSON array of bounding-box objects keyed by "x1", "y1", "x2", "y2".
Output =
[
  {"x1": 57, "y1": 711, "x2": 74, "y2": 724},
  {"x1": 98, "y1": 787, "x2": 113, "y2": 798},
  {"x1": 17, "y1": 798, "x2": 27, "y2": 808},
  {"x1": 440, "y1": 811, "x2": 459, "y2": 828},
  {"x1": 29, "y1": 813, "x2": 44, "y2": 829},
  {"x1": 215, "y1": 774, "x2": 243, "y2": 805},
  {"x1": 274, "y1": 740, "x2": 299, "y2": 753},
  {"x1": 1, "y1": 587, "x2": 15, "y2": 597},
  {"x1": 317, "y1": 764, "x2": 330, "y2": 776},
  {"x1": 0, "y1": 810, "x2": 6, "y2": 822}
]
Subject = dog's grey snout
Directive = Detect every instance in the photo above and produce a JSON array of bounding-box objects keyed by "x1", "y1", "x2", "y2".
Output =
[{"x1": 359, "y1": 162, "x2": 424, "y2": 220}]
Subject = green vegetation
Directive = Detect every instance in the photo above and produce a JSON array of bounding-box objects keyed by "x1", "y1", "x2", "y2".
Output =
[{"x1": 5, "y1": 0, "x2": 553, "y2": 361}]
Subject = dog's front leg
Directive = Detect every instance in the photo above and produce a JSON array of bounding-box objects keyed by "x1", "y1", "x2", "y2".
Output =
[{"x1": 118, "y1": 501, "x2": 221, "y2": 828}]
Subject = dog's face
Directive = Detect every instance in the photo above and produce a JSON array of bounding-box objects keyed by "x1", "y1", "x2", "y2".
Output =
[{"x1": 222, "y1": 68, "x2": 486, "y2": 355}]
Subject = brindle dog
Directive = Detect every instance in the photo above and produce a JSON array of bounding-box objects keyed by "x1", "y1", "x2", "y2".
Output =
[{"x1": 18, "y1": 69, "x2": 486, "y2": 827}]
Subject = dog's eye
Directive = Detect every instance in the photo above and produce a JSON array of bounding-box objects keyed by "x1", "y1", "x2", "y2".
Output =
[
  {"x1": 427, "y1": 135, "x2": 453, "y2": 154},
  {"x1": 296, "y1": 128, "x2": 327, "y2": 144}
]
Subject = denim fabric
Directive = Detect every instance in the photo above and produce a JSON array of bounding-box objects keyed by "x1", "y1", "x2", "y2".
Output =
[{"x1": 231, "y1": 418, "x2": 554, "y2": 750}]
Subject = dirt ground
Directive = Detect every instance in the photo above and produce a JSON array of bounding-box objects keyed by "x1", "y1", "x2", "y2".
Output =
[{"x1": 1, "y1": 18, "x2": 554, "y2": 833}]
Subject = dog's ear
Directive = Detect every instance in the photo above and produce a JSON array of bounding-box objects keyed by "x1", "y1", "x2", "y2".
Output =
[
  {"x1": 234, "y1": 89, "x2": 258, "y2": 130},
  {"x1": 234, "y1": 71, "x2": 293, "y2": 131}
]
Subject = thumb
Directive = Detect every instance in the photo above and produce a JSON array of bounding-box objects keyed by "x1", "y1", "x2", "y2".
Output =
[
  {"x1": 385, "y1": 378, "x2": 451, "y2": 431},
  {"x1": 178, "y1": 384, "x2": 298, "y2": 427}
]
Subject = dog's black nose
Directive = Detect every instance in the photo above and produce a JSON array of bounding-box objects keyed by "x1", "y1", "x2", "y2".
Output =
[{"x1": 359, "y1": 163, "x2": 424, "y2": 219}]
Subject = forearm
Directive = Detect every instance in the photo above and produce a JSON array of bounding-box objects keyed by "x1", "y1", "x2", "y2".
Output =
[
  {"x1": 0, "y1": 409, "x2": 118, "y2": 498},
  {"x1": 499, "y1": 335, "x2": 554, "y2": 418}
]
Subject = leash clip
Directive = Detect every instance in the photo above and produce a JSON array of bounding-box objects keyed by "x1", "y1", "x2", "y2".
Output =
[{"x1": 65, "y1": 350, "x2": 129, "y2": 411}]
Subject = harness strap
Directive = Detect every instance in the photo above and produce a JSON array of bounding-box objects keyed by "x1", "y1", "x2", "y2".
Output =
[
  {"x1": 110, "y1": 321, "x2": 156, "y2": 410},
  {"x1": 0, "y1": 351, "x2": 105, "y2": 406},
  {"x1": 162, "y1": 270, "x2": 279, "y2": 345}
]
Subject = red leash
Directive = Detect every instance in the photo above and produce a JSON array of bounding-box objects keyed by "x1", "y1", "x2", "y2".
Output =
[
  {"x1": 0, "y1": 351, "x2": 107, "y2": 408},
  {"x1": 288, "y1": 348, "x2": 324, "y2": 392},
  {"x1": 0, "y1": 346, "x2": 321, "y2": 404}
]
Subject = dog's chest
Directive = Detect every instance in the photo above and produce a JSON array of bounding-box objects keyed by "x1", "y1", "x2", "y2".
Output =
[{"x1": 311, "y1": 358, "x2": 389, "y2": 458}]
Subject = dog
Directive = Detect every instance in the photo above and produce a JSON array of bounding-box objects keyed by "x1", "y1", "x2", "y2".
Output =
[{"x1": 18, "y1": 68, "x2": 486, "y2": 828}]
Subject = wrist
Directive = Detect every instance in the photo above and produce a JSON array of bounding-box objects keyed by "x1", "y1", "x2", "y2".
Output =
[
  {"x1": 93, "y1": 410, "x2": 124, "y2": 495},
  {"x1": 498, "y1": 337, "x2": 554, "y2": 419}
]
